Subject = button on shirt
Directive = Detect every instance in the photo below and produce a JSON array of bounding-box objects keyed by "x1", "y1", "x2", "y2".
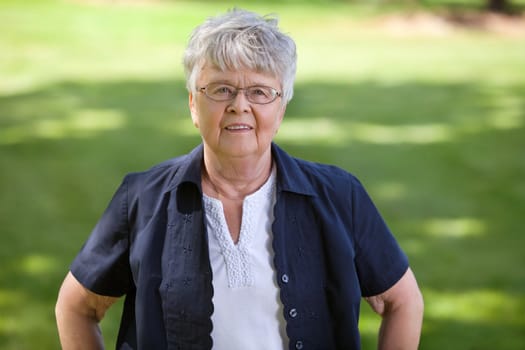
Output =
[{"x1": 70, "y1": 143, "x2": 409, "y2": 349}]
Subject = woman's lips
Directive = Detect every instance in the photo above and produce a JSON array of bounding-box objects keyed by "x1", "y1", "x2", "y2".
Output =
[{"x1": 225, "y1": 124, "x2": 252, "y2": 131}]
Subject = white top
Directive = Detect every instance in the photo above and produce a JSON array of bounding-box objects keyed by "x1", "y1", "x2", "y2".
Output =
[{"x1": 203, "y1": 168, "x2": 287, "y2": 350}]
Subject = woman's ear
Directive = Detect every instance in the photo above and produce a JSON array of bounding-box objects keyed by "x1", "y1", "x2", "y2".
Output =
[{"x1": 189, "y1": 92, "x2": 199, "y2": 128}]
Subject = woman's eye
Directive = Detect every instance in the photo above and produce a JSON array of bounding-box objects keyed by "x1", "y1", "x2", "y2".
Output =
[
  {"x1": 215, "y1": 86, "x2": 234, "y2": 95},
  {"x1": 250, "y1": 88, "x2": 268, "y2": 96}
]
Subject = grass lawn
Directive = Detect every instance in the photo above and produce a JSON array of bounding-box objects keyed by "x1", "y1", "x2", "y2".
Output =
[{"x1": 1, "y1": 0, "x2": 524, "y2": 349}]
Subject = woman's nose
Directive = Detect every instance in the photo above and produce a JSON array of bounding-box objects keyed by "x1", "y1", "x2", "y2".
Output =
[{"x1": 226, "y1": 91, "x2": 251, "y2": 113}]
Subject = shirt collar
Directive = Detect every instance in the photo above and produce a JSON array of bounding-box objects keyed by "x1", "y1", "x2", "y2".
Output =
[
  {"x1": 165, "y1": 143, "x2": 316, "y2": 197},
  {"x1": 271, "y1": 143, "x2": 316, "y2": 197}
]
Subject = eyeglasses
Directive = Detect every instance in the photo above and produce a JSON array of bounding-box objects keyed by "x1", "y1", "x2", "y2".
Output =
[{"x1": 199, "y1": 83, "x2": 282, "y2": 105}]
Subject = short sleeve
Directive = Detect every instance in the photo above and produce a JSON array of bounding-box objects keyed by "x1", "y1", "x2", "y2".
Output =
[
  {"x1": 351, "y1": 178, "x2": 409, "y2": 297},
  {"x1": 70, "y1": 175, "x2": 133, "y2": 297}
]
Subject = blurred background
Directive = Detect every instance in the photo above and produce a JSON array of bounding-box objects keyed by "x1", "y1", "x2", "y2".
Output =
[{"x1": 1, "y1": 0, "x2": 524, "y2": 348}]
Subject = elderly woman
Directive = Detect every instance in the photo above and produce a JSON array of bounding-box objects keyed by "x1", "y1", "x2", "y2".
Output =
[{"x1": 55, "y1": 8, "x2": 423, "y2": 350}]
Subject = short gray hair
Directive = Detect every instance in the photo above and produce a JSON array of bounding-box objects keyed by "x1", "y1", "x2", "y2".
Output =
[{"x1": 183, "y1": 8, "x2": 297, "y2": 104}]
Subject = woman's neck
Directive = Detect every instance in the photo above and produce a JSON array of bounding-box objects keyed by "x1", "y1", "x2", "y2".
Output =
[{"x1": 202, "y1": 149, "x2": 273, "y2": 201}]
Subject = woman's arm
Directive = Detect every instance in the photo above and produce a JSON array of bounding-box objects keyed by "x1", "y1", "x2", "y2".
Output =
[
  {"x1": 365, "y1": 267, "x2": 424, "y2": 350},
  {"x1": 55, "y1": 271, "x2": 119, "y2": 350}
]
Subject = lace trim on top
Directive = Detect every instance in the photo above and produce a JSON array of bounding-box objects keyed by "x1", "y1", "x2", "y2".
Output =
[{"x1": 203, "y1": 168, "x2": 276, "y2": 288}]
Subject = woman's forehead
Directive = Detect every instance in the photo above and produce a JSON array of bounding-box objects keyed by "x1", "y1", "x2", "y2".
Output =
[{"x1": 199, "y1": 64, "x2": 280, "y2": 86}]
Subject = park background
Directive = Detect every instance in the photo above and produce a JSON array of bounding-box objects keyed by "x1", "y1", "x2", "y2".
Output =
[{"x1": 1, "y1": 0, "x2": 524, "y2": 348}]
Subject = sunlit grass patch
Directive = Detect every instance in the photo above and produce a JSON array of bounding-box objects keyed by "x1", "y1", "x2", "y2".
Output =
[
  {"x1": 277, "y1": 118, "x2": 455, "y2": 145},
  {"x1": 19, "y1": 254, "x2": 60, "y2": 276},
  {"x1": 0, "y1": 108, "x2": 126, "y2": 144},
  {"x1": 423, "y1": 217, "x2": 486, "y2": 238},
  {"x1": 424, "y1": 288, "x2": 525, "y2": 325}
]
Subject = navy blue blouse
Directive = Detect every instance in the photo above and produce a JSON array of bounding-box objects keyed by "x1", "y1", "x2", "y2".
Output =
[{"x1": 70, "y1": 143, "x2": 409, "y2": 350}]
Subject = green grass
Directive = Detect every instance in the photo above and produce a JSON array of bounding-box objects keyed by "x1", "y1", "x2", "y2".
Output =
[{"x1": 1, "y1": 0, "x2": 524, "y2": 349}]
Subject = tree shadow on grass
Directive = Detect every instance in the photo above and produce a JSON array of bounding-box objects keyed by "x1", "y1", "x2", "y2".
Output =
[{"x1": 0, "y1": 77, "x2": 524, "y2": 349}]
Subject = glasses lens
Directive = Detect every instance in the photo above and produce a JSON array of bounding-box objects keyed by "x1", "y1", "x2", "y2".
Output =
[
  {"x1": 206, "y1": 83, "x2": 236, "y2": 101},
  {"x1": 246, "y1": 86, "x2": 276, "y2": 104}
]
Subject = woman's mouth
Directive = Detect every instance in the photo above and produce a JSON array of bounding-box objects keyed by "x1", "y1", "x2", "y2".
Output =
[{"x1": 225, "y1": 124, "x2": 252, "y2": 131}]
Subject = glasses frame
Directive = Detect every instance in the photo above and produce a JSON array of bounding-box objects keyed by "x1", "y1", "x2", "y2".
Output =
[{"x1": 198, "y1": 83, "x2": 282, "y2": 105}]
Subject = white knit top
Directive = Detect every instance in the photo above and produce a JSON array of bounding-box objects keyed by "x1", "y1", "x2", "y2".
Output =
[{"x1": 203, "y1": 168, "x2": 287, "y2": 349}]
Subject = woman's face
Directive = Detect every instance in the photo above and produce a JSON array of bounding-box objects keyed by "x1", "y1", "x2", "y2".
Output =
[{"x1": 189, "y1": 65, "x2": 286, "y2": 161}]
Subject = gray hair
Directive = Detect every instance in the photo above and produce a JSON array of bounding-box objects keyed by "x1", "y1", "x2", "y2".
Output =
[{"x1": 183, "y1": 8, "x2": 297, "y2": 104}]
